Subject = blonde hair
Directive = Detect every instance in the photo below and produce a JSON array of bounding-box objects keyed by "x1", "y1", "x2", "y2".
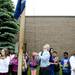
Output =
[{"x1": 43, "y1": 44, "x2": 50, "y2": 50}]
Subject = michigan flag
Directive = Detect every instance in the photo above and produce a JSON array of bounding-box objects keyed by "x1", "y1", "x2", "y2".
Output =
[{"x1": 14, "y1": 0, "x2": 26, "y2": 19}]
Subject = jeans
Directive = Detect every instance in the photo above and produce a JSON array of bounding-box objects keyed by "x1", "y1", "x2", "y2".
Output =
[
  {"x1": 54, "y1": 71, "x2": 59, "y2": 75},
  {"x1": 62, "y1": 71, "x2": 71, "y2": 75}
]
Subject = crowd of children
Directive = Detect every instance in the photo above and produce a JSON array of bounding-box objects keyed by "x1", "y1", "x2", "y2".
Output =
[
  {"x1": 0, "y1": 44, "x2": 75, "y2": 75},
  {"x1": 0, "y1": 48, "x2": 28, "y2": 75}
]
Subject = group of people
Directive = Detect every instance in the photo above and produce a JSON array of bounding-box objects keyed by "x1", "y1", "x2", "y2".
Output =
[
  {"x1": 0, "y1": 48, "x2": 28, "y2": 75},
  {"x1": 0, "y1": 44, "x2": 75, "y2": 75},
  {"x1": 30, "y1": 44, "x2": 75, "y2": 75}
]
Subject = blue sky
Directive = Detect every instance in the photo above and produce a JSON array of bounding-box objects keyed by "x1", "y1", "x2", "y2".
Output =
[{"x1": 12, "y1": 0, "x2": 75, "y2": 16}]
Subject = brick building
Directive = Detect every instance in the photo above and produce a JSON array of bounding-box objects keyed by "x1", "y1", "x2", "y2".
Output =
[{"x1": 24, "y1": 16, "x2": 75, "y2": 56}]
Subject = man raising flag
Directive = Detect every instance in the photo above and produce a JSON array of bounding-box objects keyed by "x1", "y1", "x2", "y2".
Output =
[{"x1": 14, "y1": 0, "x2": 26, "y2": 75}]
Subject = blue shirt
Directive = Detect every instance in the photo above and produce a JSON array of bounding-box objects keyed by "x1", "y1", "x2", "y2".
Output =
[
  {"x1": 61, "y1": 58, "x2": 70, "y2": 73},
  {"x1": 49, "y1": 55, "x2": 54, "y2": 72},
  {"x1": 39, "y1": 50, "x2": 50, "y2": 67},
  {"x1": 49, "y1": 55, "x2": 54, "y2": 75}
]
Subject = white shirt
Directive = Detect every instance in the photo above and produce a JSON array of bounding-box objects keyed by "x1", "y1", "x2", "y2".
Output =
[
  {"x1": 70, "y1": 56, "x2": 75, "y2": 75},
  {"x1": 10, "y1": 54, "x2": 15, "y2": 60},
  {"x1": 0, "y1": 56, "x2": 10, "y2": 73},
  {"x1": 39, "y1": 50, "x2": 50, "y2": 67},
  {"x1": 70, "y1": 56, "x2": 75, "y2": 70}
]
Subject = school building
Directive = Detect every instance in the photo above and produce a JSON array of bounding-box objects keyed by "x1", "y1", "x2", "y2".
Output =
[{"x1": 19, "y1": 16, "x2": 75, "y2": 56}]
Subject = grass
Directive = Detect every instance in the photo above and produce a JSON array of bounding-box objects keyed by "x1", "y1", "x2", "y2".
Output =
[
  {"x1": 28, "y1": 67, "x2": 39, "y2": 75},
  {"x1": 28, "y1": 67, "x2": 62, "y2": 75},
  {"x1": 9, "y1": 66, "x2": 62, "y2": 75}
]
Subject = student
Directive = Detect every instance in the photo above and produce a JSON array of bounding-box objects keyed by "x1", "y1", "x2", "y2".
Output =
[
  {"x1": 52, "y1": 51, "x2": 60, "y2": 75},
  {"x1": 49, "y1": 48, "x2": 54, "y2": 75},
  {"x1": 33, "y1": 44, "x2": 50, "y2": 75},
  {"x1": 8, "y1": 50, "x2": 15, "y2": 75},
  {"x1": 61, "y1": 52, "x2": 71, "y2": 75},
  {"x1": 0, "y1": 48, "x2": 10, "y2": 75},
  {"x1": 29, "y1": 54, "x2": 38, "y2": 75},
  {"x1": 69, "y1": 51, "x2": 75, "y2": 75},
  {"x1": 22, "y1": 53, "x2": 28, "y2": 75},
  {"x1": 10, "y1": 54, "x2": 18, "y2": 75}
]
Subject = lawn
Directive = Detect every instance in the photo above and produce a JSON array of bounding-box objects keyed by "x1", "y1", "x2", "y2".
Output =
[
  {"x1": 28, "y1": 67, "x2": 62, "y2": 75},
  {"x1": 9, "y1": 67, "x2": 62, "y2": 75}
]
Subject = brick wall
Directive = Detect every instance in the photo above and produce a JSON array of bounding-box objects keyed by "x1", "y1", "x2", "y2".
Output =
[{"x1": 25, "y1": 16, "x2": 75, "y2": 56}]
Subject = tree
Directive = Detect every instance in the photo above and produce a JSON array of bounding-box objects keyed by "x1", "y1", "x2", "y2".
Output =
[{"x1": 0, "y1": 0, "x2": 19, "y2": 50}]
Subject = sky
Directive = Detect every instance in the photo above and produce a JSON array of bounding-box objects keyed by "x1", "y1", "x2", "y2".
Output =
[{"x1": 12, "y1": 0, "x2": 75, "y2": 16}]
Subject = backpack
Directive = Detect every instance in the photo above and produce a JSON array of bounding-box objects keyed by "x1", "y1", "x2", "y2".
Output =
[{"x1": 30, "y1": 58, "x2": 38, "y2": 68}]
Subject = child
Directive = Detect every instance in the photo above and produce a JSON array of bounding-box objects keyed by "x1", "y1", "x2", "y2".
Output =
[
  {"x1": 49, "y1": 48, "x2": 54, "y2": 75},
  {"x1": 30, "y1": 55, "x2": 38, "y2": 75},
  {"x1": 22, "y1": 53, "x2": 28, "y2": 75},
  {"x1": 52, "y1": 51, "x2": 60, "y2": 75},
  {"x1": 61, "y1": 52, "x2": 71, "y2": 75},
  {"x1": 9, "y1": 50, "x2": 15, "y2": 75},
  {"x1": 10, "y1": 54, "x2": 18, "y2": 75},
  {"x1": 0, "y1": 48, "x2": 10, "y2": 75},
  {"x1": 69, "y1": 51, "x2": 75, "y2": 75}
]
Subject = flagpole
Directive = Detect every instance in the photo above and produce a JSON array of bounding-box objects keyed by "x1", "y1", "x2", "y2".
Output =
[{"x1": 18, "y1": 8, "x2": 25, "y2": 75}]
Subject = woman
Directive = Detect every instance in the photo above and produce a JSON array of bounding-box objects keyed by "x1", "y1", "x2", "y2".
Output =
[
  {"x1": 70, "y1": 51, "x2": 75, "y2": 75},
  {"x1": 49, "y1": 48, "x2": 54, "y2": 75},
  {"x1": 22, "y1": 53, "x2": 28, "y2": 75},
  {"x1": 33, "y1": 44, "x2": 50, "y2": 75},
  {"x1": 29, "y1": 54, "x2": 38, "y2": 75},
  {"x1": 10, "y1": 53, "x2": 18, "y2": 75},
  {"x1": 52, "y1": 51, "x2": 60, "y2": 75},
  {"x1": 0, "y1": 48, "x2": 10, "y2": 75},
  {"x1": 9, "y1": 50, "x2": 15, "y2": 75}
]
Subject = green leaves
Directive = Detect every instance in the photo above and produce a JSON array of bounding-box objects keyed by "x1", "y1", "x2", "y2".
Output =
[
  {"x1": 0, "y1": 0, "x2": 19, "y2": 50},
  {"x1": 0, "y1": 0, "x2": 14, "y2": 12}
]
